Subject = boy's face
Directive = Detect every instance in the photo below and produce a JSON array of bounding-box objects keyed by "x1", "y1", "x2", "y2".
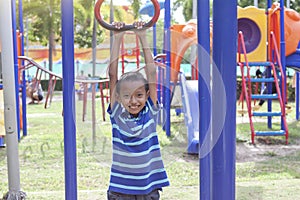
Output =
[{"x1": 117, "y1": 80, "x2": 149, "y2": 117}]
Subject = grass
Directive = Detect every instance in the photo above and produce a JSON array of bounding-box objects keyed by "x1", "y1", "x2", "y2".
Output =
[{"x1": 0, "y1": 96, "x2": 300, "y2": 199}]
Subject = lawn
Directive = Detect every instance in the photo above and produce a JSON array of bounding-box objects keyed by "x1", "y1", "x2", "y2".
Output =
[{"x1": 0, "y1": 95, "x2": 300, "y2": 200}]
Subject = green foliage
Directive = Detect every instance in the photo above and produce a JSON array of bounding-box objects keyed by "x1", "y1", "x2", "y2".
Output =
[
  {"x1": 174, "y1": 0, "x2": 192, "y2": 21},
  {"x1": 23, "y1": 0, "x2": 61, "y2": 46},
  {"x1": 173, "y1": 0, "x2": 213, "y2": 21},
  {"x1": 130, "y1": 0, "x2": 141, "y2": 20},
  {"x1": 238, "y1": 0, "x2": 267, "y2": 8},
  {"x1": 74, "y1": 0, "x2": 105, "y2": 48},
  {"x1": 289, "y1": 0, "x2": 300, "y2": 13}
]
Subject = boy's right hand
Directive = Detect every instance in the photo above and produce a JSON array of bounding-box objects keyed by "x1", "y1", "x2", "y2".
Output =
[
  {"x1": 112, "y1": 22, "x2": 125, "y2": 41},
  {"x1": 112, "y1": 21, "x2": 125, "y2": 30}
]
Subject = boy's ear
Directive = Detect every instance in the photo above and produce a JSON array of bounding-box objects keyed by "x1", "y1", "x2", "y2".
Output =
[
  {"x1": 146, "y1": 90, "x2": 150, "y2": 97},
  {"x1": 115, "y1": 93, "x2": 121, "y2": 102}
]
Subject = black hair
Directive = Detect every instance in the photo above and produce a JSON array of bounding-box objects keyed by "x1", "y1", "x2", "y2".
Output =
[{"x1": 116, "y1": 71, "x2": 149, "y2": 94}]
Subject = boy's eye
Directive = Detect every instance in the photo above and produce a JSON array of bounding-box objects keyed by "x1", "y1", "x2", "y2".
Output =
[
  {"x1": 123, "y1": 94, "x2": 129, "y2": 99},
  {"x1": 137, "y1": 93, "x2": 144, "y2": 97}
]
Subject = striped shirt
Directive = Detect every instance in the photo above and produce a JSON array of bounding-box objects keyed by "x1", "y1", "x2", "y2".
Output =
[{"x1": 107, "y1": 98, "x2": 169, "y2": 195}]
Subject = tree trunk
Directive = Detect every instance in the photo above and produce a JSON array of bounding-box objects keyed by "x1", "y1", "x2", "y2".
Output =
[
  {"x1": 48, "y1": 31, "x2": 53, "y2": 72},
  {"x1": 92, "y1": 17, "x2": 97, "y2": 77}
]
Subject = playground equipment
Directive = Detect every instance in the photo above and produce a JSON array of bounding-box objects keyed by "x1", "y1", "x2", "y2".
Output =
[
  {"x1": 178, "y1": 73, "x2": 199, "y2": 154},
  {"x1": 170, "y1": 5, "x2": 300, "y2": 77},
  {"x1": 237, "y1": 4, "x2": 300, "y2": 144},
  {"x1": 1, "y1": 0, "x2": 238, "y2": 199},
  {"x1": 94, "y1": 0, "x2": 160, "y2": 31},
  {"x1": 238, "y1": 31, "x2": 289, "y2": 144},
  {"x1": 170, "y1": 19, "x2": 213, "y2": 82},
  {"x1": 168, "y1": 4, "x2": 300, "y2": 145},
  {"x1": 18, "y1": 55, "x2": 109, "y2": 123}
]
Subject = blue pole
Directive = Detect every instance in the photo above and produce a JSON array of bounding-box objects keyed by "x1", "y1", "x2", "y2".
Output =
[
  {"x1": 267, "y1": 0, "x2": 272, "y2": 8},
  {"x1": 280, "y1": 0, "x2": 287, "y2": 130},
  {"x1": 267, "y1": 0, "x2": 272, "y2": 128},
  {"x1": 61, "y1": 0, "x2": 77, "y2": 199},
  {"x1": 198, "y1": 0, "x2": 211, "y2": 199},
  {"x1": 11, "y1": 0, "x2": 21, "y2": 140},
  {"x1": 296, "y1": 72, "x2": 299, "y2": 120},
  {"x1": 164, "y1": 0, "x2": 171, "y2": 136},
  {"x1": 212, "y1": 0, "x2": 236, "y2": 199},
  {"x1": 18, "y1": 0, "x2": 27, "y2": 137}
]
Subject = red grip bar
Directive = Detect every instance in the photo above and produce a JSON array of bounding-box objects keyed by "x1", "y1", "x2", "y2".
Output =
[{"x1": 94, "y1": 0, "x2": 160, "y2": 31}]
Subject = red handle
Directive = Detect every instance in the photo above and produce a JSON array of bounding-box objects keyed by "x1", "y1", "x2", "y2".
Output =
[{"x1": 94, "y1": 0, "x2": 160, "y2": 31}]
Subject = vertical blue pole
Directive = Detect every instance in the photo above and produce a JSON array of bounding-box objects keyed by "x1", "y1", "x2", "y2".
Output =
[
  {"x1": 279, "y1": 0, "x2": 286, "y2": 77},
  {"x1": 267, "y1": 0, "x2": 272, "y2": 128},
  {"x1": 296, "y1": 72, "x2": 299, "y2": 120},
  {"x1": 11, "y1": 0, "x2": 21, "y2": 140},
  {"x1": 267, "y1": 0, "x2": 272, "y2": 8},
  {"x1": 61, "y1": 0, "x2": 77, "y2": 199},
  {"x1": 212, "y1": 0, "x2": 236, "y2": 199},
  {"x1": 266, "y1": 0, "x2": 272, "y2": 129},
  {"x1": 164, "y1": 0, "x2": 171, "y2": 136},
  {"x1": 198, "y1": 0, "x2": 211, "y2": 199},
  {"x1": 18, "y1": 0, "x2": 27, "y2": 137},
  {"x1": 280, "y1": 0, "x2": 286, "y2": 130}
]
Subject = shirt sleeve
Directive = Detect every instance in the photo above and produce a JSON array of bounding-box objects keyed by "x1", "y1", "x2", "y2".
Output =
[{"x1": 147, "y1": 97, "x2": 160, "y2": 117}]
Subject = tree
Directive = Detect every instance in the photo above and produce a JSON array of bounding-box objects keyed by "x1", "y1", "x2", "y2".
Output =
[
  {"x1": 238, "y1": 0, "x2": 266, "y2": 8},
  {"x1": 130, "y1": 0, "x2": 141, "y2": 19},
  {"x1": 23, "y1": 0, "x2": 61, "y2": 72},
  {"x1": 174, "y1": 0, "x2": 192, "y2": 21},
  {"x1": 173, "y1": 0, "x2": 213, "y2": 21},
  {"x1": 74, "y1": 0, "x2": 105, "y2": 48},
  {"x1": 74, "y1": 0, "x2": 103, "y2": 77}
]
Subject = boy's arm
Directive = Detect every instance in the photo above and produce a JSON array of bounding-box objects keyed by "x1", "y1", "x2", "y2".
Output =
[
  {"x1": 109, "y1": 23, "x2": 125, "y2": 106},
  {"x1": 135, "y1": 24, "x2": 157, "y2": 104}
]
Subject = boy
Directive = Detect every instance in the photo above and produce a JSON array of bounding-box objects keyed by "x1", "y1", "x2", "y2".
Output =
[{"x1": 107, "y1": 22, "x2": 169, "y2": 200}]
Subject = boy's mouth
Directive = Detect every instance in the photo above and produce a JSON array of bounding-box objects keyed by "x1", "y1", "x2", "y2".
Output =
[{"x1": 129, "y1": 105, "x2": 139, "y2": 110}]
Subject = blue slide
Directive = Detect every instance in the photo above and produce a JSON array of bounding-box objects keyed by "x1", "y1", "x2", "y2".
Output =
[
  {"x1": 179, "y1": 73, "x2": 199, "y2": 154},
  {"x1": 286, "y1": 42, "x2": 300, "y2": 71}
]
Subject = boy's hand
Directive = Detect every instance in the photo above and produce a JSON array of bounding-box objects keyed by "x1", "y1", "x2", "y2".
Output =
[
  {"x1": 112, "y1": 21, "x2": 125, "y2": 30},
  {"x1": 133, "y1": 21, "x2": 145, "y2": 29},
  {"x1": 133, "y1": 21, "x2": 147, "y2": 37},
  {"x1": 112, "y1": 22, "x2": 125, "y2": 41}
]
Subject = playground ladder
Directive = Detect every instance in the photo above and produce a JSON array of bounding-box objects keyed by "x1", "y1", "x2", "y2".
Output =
[{"x1": 238, "y1": 32, "x2": 289, "y2": 144}]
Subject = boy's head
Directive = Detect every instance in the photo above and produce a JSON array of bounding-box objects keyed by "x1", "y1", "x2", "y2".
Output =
[{"x1": 116, "y1": 72, "x2": 149, "y2": 117}]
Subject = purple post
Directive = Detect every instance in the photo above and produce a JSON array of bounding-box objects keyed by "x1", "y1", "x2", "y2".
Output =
[
  {"x1": 280, "y1": 0, "x2": 287, "y2": 130},
  {"x1": 296, "y1": 72, "x2": 299, "y2": 120},
  {"x1": 212, "y1": 0, "x2": 236, "y2": 199},
  {"x1": 18, "y1": 0, "x2": 28, "y2": 137},
  {"x1": 61, "y1": 0, "x2": 77, "y2": 199},
  {"x1": 164, "y1": 0, "x2": 171, "y2": 136},
  {"x1": 197, "y1": 0, "x2": 211, "y2": 199}
]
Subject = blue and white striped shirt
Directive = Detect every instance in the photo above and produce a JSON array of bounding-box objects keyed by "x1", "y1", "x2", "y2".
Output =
[{"x1": 107, "y1": 98, "x2": 169, "y2": 195}]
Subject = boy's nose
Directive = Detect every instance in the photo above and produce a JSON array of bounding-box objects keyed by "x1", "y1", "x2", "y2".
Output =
[{"x1": 130, "y1": 96, "x2": 137, "y2": 103}]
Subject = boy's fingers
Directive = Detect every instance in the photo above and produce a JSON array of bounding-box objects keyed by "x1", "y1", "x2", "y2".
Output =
[
  {"x1": 112, "y1": 21, "x2": 125, "y2": 29},
  {"x1": 133, "y1": 21, "x2": 145, "y2": 29}
]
